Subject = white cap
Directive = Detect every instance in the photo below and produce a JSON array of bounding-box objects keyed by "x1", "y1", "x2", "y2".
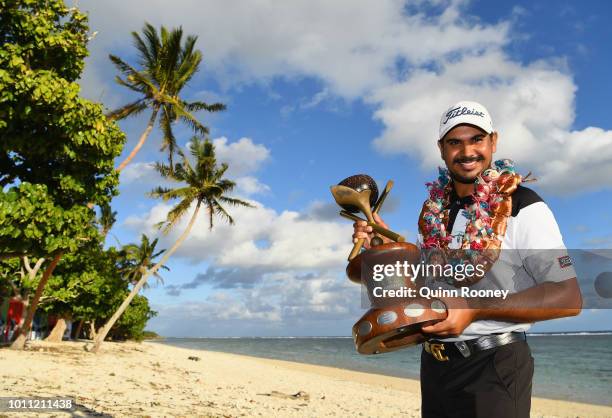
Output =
[{"x1": 439, "y1": 101, "x2": 494, "y2": 140}]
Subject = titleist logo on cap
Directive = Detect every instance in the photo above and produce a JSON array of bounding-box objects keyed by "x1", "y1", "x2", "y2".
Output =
[{"x1": 443, "y1": 106, "x2": 486, "y2": 124}]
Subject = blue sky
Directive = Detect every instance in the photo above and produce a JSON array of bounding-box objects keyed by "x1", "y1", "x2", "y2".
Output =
[{"x1": 78, "y1": 0, "x2": 612, "y2": 336}]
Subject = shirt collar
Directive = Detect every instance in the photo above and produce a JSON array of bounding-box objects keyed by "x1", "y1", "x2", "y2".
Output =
[{"x1": 448, "y1": 183, "x2": 474, "y2": 208}]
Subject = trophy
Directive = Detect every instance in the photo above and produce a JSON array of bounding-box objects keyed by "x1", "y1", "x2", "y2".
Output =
[{"x1": 331, "y1": 174, "x2": 447, "y2": 355}]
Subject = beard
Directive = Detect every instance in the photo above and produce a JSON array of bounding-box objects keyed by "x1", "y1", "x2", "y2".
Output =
[
  {"x1": 448, "y1": 169, "x2": 477, "y2": 184},
  {"x1": 448, "y1": 155, "x2": 487, "y2": 184}
]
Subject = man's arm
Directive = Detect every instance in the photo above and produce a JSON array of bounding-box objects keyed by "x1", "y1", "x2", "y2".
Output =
[{"x1": 421, "y1": 277, "x2": 582, "y2": 337}]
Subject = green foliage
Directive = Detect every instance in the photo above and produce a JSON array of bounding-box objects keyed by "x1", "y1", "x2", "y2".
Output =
[
  {"x1": 0, "y1": 257, "x2": 23, "y2": 297},
  {"x1": 141, "y1": 330, "x2": 162, "y2": 340},
  {"x1": 41, "y1": 239, "x2": 160, "y2": 340},
  {"x1": 0, "y1": 183, "x2": 98, "y2": 256},
  {"x1": 98, "y1": 203, "x2": 117, "y2": 238},
  {"x1": 151, "y1": 136, "x2": 254, "y2": 232},
  {"x1": 110, "y1": 294, "x2": 157, "y2": 341},
  {"x1": 109, "y1": 22, "x2": 224, "y2": 164},
  {"x1": 0, "y1": 0, "x2": 125, "y2": 208},
  {"x1": 41, "y1": 242, "x2": 126, "y2": 321},
  {"x1": 121, "y1": 234, "x2": 168, "y2": 287},
  {"x1": 0, "y1": 0, "x2": 89, "y2": 81}
]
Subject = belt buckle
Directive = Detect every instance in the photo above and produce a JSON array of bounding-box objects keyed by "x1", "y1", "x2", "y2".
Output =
[{"x1": 429, "y1": 342, "x2": 449, "y2": 362}]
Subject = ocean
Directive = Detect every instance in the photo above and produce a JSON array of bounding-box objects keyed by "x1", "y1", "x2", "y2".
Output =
[{"x1": 155, "y1": 333, "x2": 612, "y2": 406}]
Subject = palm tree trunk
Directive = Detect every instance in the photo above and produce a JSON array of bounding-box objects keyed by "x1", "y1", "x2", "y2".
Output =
[
  {"x1": 91, "y1": 202, "x2": 201, "y2": 353},
  {"x1": 10, "y1": 253, "x2": 63, "y2": 350},
  {"x1": 88, "y1": 321, "x2": 97, "y2": 340},
  {"x1": 116, "y1": 106, "x2": 160, "y2": 172},
  {"x1": 45, "y1": 317, "x2": 67, "y2": 342}
]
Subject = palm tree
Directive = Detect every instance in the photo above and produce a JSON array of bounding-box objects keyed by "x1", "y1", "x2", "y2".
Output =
[
  {"x1": 98, "y1": 203, "x2": 117, "y2": 239},
  {"x1": 90, "y1": 137, "x2": 253, "y2": 352},
  {"x1": 109, "y1": 23, "x2": 226, "y2": 171},
  {"x1": 120, "y1": 234, "x2": 168, "y2": 288}
]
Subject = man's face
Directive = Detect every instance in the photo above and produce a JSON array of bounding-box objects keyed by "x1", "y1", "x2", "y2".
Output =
[{"x1": 437, "y1": 124, "x2": 498, "y2": 184}]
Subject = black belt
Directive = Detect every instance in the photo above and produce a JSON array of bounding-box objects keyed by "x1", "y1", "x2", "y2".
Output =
[{"x1": 423, "y1": 332, "x2": 526, "y2": 361}]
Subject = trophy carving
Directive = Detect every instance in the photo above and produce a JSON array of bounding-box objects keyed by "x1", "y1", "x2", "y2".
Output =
[{"x1": 331, "y1": 174, "x2": 447, "y2": 355}]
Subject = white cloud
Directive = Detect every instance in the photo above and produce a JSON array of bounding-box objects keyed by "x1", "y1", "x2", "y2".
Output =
[
  {"x1": 235, "y1": 176, "x2": 270, "y2": 196},
  {"x1": 80, "y1": 0, "x2": 508, "y2": 98},
  {"x1": 120, "y1": 161, "x2": 158, "y2": 184},
  {"x1": 119, "y1": 137, "x2": 270, "y2": 191},
  {"x1": 369, "y1": 51, "x2": 612, "y2": 194},
  {"x1": 80, "y1": 0, "x2": 612, "y2": 193},
  {"x1": 124, "y1": 199, "x2": 353, "y2": 271},
  {"x1": 212, "y1": 137, "x2": 270, "y2": 177},
  {"x1": 151, "y1": 269, "x2": 361, "y2": 336},
  {"x1": 301, "y1": 88, "x2": 330, "y2": 109}
]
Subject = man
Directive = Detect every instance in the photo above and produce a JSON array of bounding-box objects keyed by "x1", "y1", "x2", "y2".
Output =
[{"x1": 353, "y1": 101, "x2": 582, "y2": 418}]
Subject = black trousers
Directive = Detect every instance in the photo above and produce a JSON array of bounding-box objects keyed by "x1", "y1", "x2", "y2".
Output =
[{"x1": 420, "y1": 340, "x2": 534, "y2": 418}]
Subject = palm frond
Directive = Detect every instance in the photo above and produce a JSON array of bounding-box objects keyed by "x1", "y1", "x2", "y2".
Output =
[
  {"x1": 210, "y1": 198, "x2": 235, "y2": 226},
  {"x1": 218, "y1": 196, "x2": 254, "y2": 208},
  {"x1": 215, "y1": 178, "x2": 237, "y2": 193},
  {"x1": 169, "y1": 99, "x2": 209, "y2": 134},
  {"x1": 161, "y1": 27, "x2": 183, "y2": 88},
  {"x1": 131, "y1": 30, "x2": 154, "y2": 69},
  {"x1": 113, "y1": 76, "x2": 148, "y2": 95},
  {"x1": 175, "y1": 146, "x2": 195, "y2": 181},
  {"x1": 149, "y1": 185, "x2": 196, "y2": 201},
  {"x1": 106, "y1": 99, "x2": 148, "y2": 120},
  {"x1": 152, "y1": 162, "x2": 176, "y2": 180},
  {"x1": 118, "y1": 232, "x2": 169, "y2": 285},
  {"x1": 109, "y1": 54, "x2": 140, "y2": 78},
  {"x1": 212, "y1": 163, "x2": 230, "y2": 181},
  {"x1": 175, "y1": 47, "x2": 202, "y2": 89},
  {"x1": 142, "y1": 22, "x2": 161, "y2": 66},
  {"x1": 184, "y1": 101, "x2": 227, "y2": 113},
  {"x1": 161, "y1": 197, "x2": 194, "y2": 234},
  {"x1": 207, "y1": 201, "x2": 214, "y2": 230},
  {"x1": 149, "y1": 186, "x2": 173, "y2": 200},
  {"x1": 98, "y1": 203, "x2": 118, "y2": 235},
  {"x1": 159, "y1": 107, "x2": 177, "y2": 165}
]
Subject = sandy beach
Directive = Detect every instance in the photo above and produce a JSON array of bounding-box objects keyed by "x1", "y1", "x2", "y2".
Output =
[{"x1": 0, "y1": 340, "x2": 610, "y2": 418}]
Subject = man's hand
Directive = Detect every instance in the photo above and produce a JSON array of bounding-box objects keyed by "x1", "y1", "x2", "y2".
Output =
[
  {"x1": 421, "y1": 297, "x2": 479, "y2": 337},
  {"x1": 352, "y1": 213, "x2": 391, "y2": 249},
  {"x1": 420, "y1": 278, "x2": 583, "y2": 337}
]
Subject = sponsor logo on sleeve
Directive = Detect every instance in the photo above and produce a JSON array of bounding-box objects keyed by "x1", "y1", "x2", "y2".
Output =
[{"x1": 558, "y1": 255, "x2": 573, "y2": 269}]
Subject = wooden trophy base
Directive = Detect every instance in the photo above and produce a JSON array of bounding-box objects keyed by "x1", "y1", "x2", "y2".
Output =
[{"x1": 352, "y1": 299, "x2": 447, "y2": 355}]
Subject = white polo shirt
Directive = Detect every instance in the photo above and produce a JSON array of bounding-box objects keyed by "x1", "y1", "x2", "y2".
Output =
[{"x1": 420, "y1": 185, "x2": 577, "y2": 341}]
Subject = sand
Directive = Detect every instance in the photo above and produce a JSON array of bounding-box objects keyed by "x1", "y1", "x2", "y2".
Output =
[{"x1": 0, "y1": 340, "x2": 610, "y2": 417}]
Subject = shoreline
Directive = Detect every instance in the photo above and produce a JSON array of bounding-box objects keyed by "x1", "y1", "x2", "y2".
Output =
[
  {"x1": 0, "y1": 340, "x2": 610, "y2": 417},
  {"x1": 153, "y1": 339, "x2": 612, "y2": 408}
]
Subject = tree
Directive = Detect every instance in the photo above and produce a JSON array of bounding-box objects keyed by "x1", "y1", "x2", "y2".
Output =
[
  {"x1": 110, "y1": 294, "x2": 157, "y2": 342},
  {"x1": 121, "y1": 234, "x2": 168, "y2": 289},
  {"x1": 43, "y1": 204, "x2": 118, "y2": 341},
  {"x1": 40, "y1": 242, "x2": 158, "y2": 342},
  {"x1": 0, "y1": 0, "x2": 125, "y2": 349},
  {"x1": 0, "y1": 255, "x2": 45, "y2": 336},
  {"x1": 98, "y1": 203, "x2": 118, "y2": 240},
  {"x1": 38, "y1": 241, "x2": 115, "y2": 342},
  {"x1": 91, "y1": 137, "x2": 253, "y2": 352},
  {"x1": 66, "y1": 246, "x2": 129, "y2": 340},
  {"x1": 109, "y1": 23, "x2": 225, "y2": 170}
]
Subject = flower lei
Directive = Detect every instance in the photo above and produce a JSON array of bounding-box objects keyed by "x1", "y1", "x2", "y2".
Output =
[{"x1": 418, "y1": 159, "x2": 524, "y2": 285}]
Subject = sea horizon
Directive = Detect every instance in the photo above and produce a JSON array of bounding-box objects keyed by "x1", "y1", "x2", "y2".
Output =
[{"x1": 156, "y1": 329, "x2": 612, "y2": 339}]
